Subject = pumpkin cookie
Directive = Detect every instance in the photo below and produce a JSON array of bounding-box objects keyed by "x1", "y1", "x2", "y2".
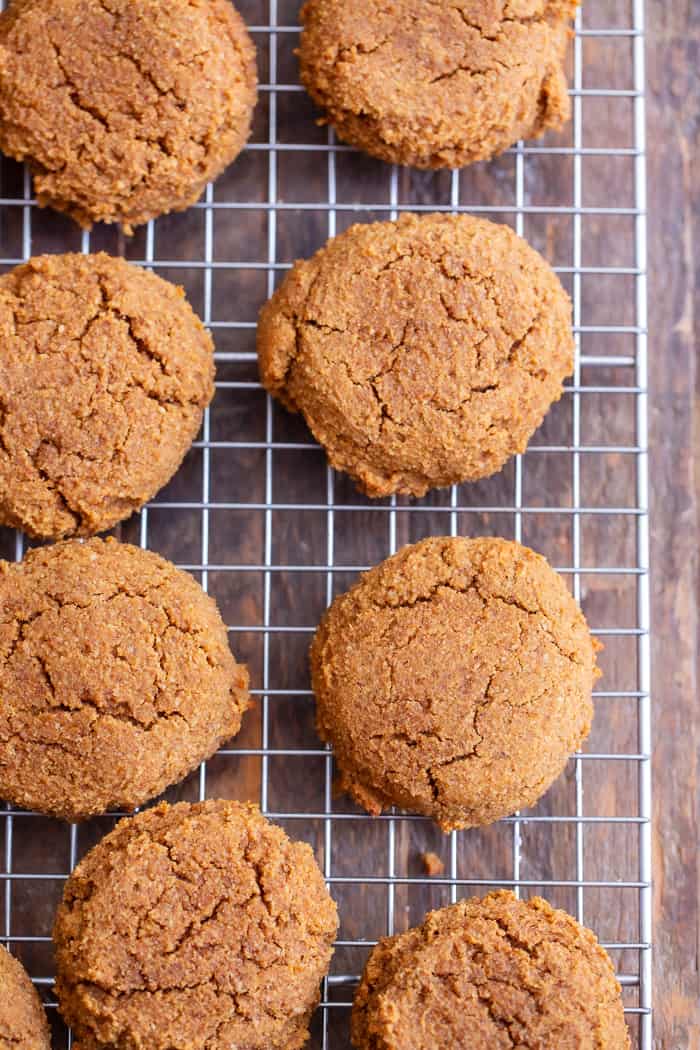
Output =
[
  {"x1": 299, "y1": 0, "x2": 576, "y2": 169},
  {"x1": 0, "y1": 0, "x2": 257, "y2": 230},
  {"x1": 311, "y1": 536, "x2": 599, "y2": 831},
  {"x1": 258, "y1": 213, "x2": 573, "y2": 499},
  {"x1": 54, "y1": 800, "x2": 338, "y2": 1050},
  {"x1": 0, "y1": 944, "x2": 51, "y2": 1050},
  {"x1": 352, "y1": 891, "x2": 630, "y2": 1049},
  {"x1": 0, "y1": 252, "x2": 214, "y2": 539},
  {"x1": 0, "y1": 538, "x2": 249, "y2": 821}
]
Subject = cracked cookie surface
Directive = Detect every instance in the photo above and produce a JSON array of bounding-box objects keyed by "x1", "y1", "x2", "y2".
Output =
[
  {"x1": 0, "y1": 252, "x2": 214, "y2": 539},
  {"x1": 351, "y1": 890, "x2": 630, "y2": 1049},
  {"x1": 299, "y1": 0, "x2": 576, "y2": 169},
  {"x1": 257, "y1": 213, "x2": 573, "y2": 498},
  {"x1": 0, "y1": 943, "x2": 51, "y2": 1050},
  {"x1": 54, "y1": 799, "x2": 339, "y2": 1050},
  {"x1": 0, "y1": 0, "x2": 257, "y2": 229},
  {"x1": 311, "y1": 536, "x2": 598, "y2": 831},
  {"x1": 0, "y1": 538, "x2": 249, "y2": 820}
]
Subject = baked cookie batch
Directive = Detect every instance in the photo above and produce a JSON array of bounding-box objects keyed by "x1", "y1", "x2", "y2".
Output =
[{"x1": 0, "y1": 2, "x2": 631, "y2": 1048}]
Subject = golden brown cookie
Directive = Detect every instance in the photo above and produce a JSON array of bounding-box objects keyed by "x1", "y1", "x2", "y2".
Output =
[
  {"x1": 312, "y1": 536, "x2": 599, "y2": 832},
  {"x1": 299, "y1": 0, "x2": 576, "y2": 169},
  {"x1": 0, "y1": 538, "x2": 249, "y2": 821},
  {"x1": 0, "y1": 944, "x2": 51, "y2": 1050},
  {"x1": 0, "y1": 0, "x2": 257, "y2": 230},
  {"x1": 352, "y1": 891, "x2": 630, "y2": 1049},
  {"x1": 54, "y1": 799, "x2": 339, "y2": 1050},
  {"x1": 257, "y1": 213, "x2": 573, "y2": 499},
  {"x1": 0, "y1": 252, "x2": 215, "y2": 539}
]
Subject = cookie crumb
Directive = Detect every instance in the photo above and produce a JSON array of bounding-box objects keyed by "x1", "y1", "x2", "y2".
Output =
[{"x1": 421, "y1": 852, "x2": 445, "y2": 876}]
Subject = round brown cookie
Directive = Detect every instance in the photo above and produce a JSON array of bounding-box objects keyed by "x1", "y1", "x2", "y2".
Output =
[
  {"x1": 54, "y1": 799, "x2": 338, "y2": 1050},
  {"x1": 257, "y1": 213, "x2": 573, "y2": 499},
  {"x1": 351, "y1": 890, "x2": 630, "y2": 1050},
  {"x1": 0, "y1": 944, "x2": 51, "y2": 1050},
  {"x1": 299, "y1": 0, "x2": 576, "y2": 169},
  {"x1": 311, "y1": 536, "x2": 599, "y2": 832},
  {"x1": 0, "y1": 538, "x2": 249, "y2": 821},
  {"x1": 0, "y1": 252, "x2": 215, "y2": 539},
  {"x1": 0, "y1": 0, "x2": 257, "y2": 230}
]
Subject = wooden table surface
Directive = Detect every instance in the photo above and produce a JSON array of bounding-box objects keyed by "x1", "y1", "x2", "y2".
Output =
[
  {"x1": 0, "y1": 3, "x2": 696, "y2": 1049},
  {"x1": 646, "y1": 4, "x2": 699, "y2": 1048}
]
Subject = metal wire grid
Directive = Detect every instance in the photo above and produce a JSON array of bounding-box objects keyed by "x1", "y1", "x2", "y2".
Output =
[{"x1": 0, "y1": 1, "x2": 651, "y2": 1048}]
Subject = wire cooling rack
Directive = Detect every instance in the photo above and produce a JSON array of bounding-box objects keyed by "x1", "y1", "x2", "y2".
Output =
[{"x1": 0, "y1": 1, "x2": 651, "y2": 1047}]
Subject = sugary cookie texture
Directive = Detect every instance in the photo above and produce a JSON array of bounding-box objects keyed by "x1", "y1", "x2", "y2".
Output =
[{"x1": 0, "y1": 944, "x2": 51, "y2": 1050}]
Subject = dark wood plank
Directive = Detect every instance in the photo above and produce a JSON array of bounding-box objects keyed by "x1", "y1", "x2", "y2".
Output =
[{"x1": 646, "y1": 3, "x2": 700, "y2": 1048}]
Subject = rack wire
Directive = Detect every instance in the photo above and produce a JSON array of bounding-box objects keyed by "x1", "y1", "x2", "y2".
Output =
[{"x1": 0, "y1": 1, "x2": 651, "y2": 1047}]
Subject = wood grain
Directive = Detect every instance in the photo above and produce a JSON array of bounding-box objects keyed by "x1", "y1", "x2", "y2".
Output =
[{"x1": 646, "y1": 4, "x2": 700, "y2": 1049}]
